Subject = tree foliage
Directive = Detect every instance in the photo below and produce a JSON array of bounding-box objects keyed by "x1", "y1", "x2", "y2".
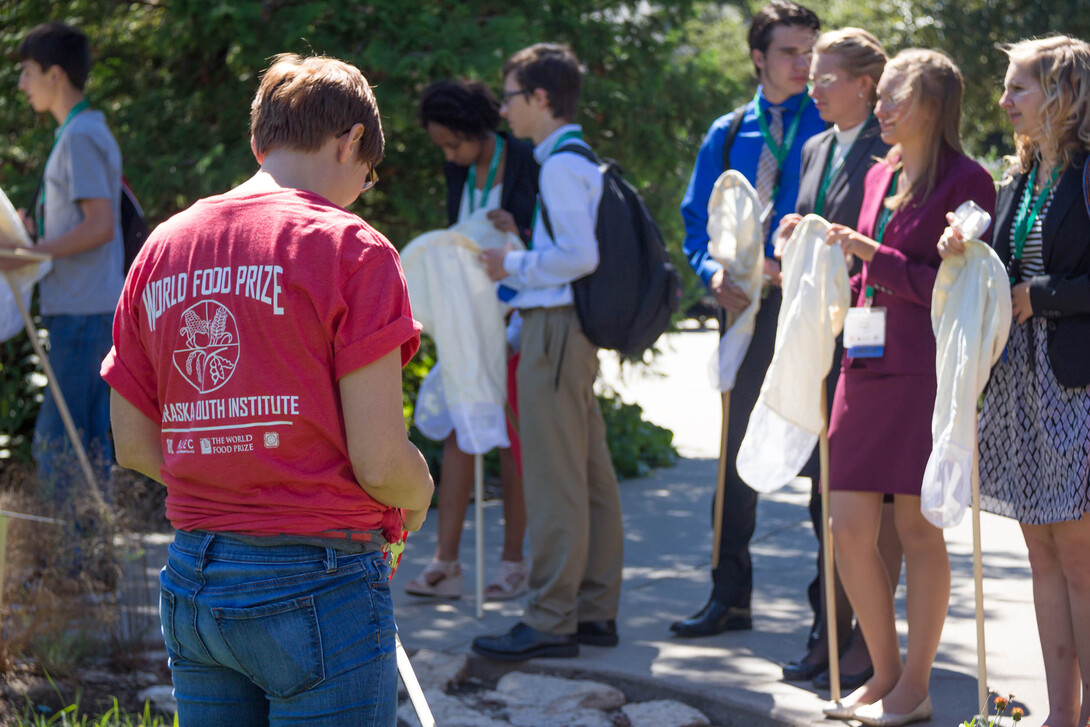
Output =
[
  {"x1": 2, "y1": 0, "x2": 730, "y2": 472},
  {"x1": 0, "y1": 0, "x2": 746, "y2": 258},
  {"x1": 814, "y1": 0, "x2": 1090, "y2": 157},
  {"x1": 2, "y1": 0, "x2": 1087, "y2": 469}
]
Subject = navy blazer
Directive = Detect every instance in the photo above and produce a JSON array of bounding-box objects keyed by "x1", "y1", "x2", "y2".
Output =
[
  {"x1": 442, "y1": 131, "x2": 539, "y2": 244},
  {"x1": 993, "y1": 153, "x2": 1090, "y2": 387},
  {"x1": 796, "y1": 115, "x2": 890, "y2": 227}
]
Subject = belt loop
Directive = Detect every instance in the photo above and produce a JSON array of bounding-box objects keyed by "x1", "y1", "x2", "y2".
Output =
[
  {"x1": 195, "y1": 531, "x2": 215, "y2": 574},
  {"x1": 324, "y1": 547, "x2": 337, "y2": 573}
]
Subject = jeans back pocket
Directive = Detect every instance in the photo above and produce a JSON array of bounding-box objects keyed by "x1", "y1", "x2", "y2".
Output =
[{"x1": 211, "y1": 595, "x2": 325, "y2": 698}]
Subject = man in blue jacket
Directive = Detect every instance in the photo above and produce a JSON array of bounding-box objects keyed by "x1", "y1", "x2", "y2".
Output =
[{"x1": 673, "y1": 0, "x2": 825, "y2": 637}]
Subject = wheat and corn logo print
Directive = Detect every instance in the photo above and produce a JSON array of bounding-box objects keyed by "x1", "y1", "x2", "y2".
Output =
[{"x1": 172, "y1": 300, "x2": 241, "y2": 393}]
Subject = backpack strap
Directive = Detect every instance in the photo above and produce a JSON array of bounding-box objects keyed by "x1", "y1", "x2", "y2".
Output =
[
  {"x1": 720, "y1": 102, "x2": 748, "y2": 172},
  {"x1": 537, "y1": 142, "x2": 602, "y2": 242}
]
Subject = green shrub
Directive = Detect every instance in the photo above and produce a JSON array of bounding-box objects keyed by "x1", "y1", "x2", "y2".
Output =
[
  {"x1": 597, "y1": 390, "x2": 677, "y2": 479},
  {"x1": 0, "y1": 327, "x2": 43, "y2": 464}
]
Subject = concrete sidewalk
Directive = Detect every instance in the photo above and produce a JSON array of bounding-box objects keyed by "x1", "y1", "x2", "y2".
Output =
[{"x1": 392, "y1": 328, "x2": 1047, "y2": 726}]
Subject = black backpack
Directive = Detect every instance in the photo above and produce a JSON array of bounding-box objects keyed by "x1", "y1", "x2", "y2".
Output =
[
  {"x1": 721, "y1": 102, "x2": 748, "y2": 172},
  {"x1": 540, "y1": 144, "x2": 681, "y2": 357},
  {"x1": 120, "y1": 177, "x2": 149, "y2": 274},
  {"x1": 32, "y1": 175, "x2": 148, "y2": 275}
]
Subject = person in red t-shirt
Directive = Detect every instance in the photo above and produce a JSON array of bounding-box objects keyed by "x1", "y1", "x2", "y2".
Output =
[{"x1": 101, "y1": 54, "x2": 433, "y2": 726}]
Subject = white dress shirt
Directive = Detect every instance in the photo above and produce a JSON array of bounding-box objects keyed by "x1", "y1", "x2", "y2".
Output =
[
  {"x1": 829, "y1": 119, "x2": 866, "y2": 173},
  {"x1": 502, "y1": 124, "x2": 602, "y2": 309}
]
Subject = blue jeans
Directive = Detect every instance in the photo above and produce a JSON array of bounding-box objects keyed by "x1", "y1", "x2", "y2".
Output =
[
  {"x1": 33, "y1": 313, "x2": 115, "y2": 500},
  {"x1": 160, "y1": 530, "x2": 398, "y2": 727}
]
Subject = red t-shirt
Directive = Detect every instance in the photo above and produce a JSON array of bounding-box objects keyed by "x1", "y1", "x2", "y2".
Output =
[{"x1": 101, "y1": 188, "x2": 421, "y2": 539}]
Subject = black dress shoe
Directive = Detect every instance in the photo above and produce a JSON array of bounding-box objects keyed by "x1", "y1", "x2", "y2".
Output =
[
  {"x1": 782, "y1": 654, "x2": 828, "y2": 681},
  {"x1": 471, "y1": 622, "x2": 579, "y2": 661},
  {"x1": 669, "y1": 600, "x2": 752, "y2": 637},
  {"x1": 577, "y1": 619, "x2": 619, "y2": 647},
  {"x1": 813, "y1": 664, "x2": 874, "y2": 690}
]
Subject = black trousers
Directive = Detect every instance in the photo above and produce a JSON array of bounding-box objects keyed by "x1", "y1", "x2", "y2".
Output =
[{"x1": 711, "y1": 288, "x2": 831, "y2": 611}]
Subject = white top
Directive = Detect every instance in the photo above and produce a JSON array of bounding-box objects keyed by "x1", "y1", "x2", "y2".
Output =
[
  {"x1": 736, "y1": 215, "x2": 851, "y2": 492},
  {"x1": 830, "y1": 119, "x2": 866, "y2": 172},
  {"x1": 458, "y1": 181, "x2": 503, "y2": 223},
  {"x1": 502, "y1": 124, "x2": 602, "y2": 309},
  {"x1": 1018, "y1": 189, "x2": 1052, "y2": 279}
]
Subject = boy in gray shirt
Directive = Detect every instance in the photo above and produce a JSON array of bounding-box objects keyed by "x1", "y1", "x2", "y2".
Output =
[{"x1": 1, "y1": 22, "x2": 123, "y2": 497}]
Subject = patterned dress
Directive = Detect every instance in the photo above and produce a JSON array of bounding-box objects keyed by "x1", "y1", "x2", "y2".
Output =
[{"x1": 978, "y1": 191, "x2": 1090, "y2": 524}]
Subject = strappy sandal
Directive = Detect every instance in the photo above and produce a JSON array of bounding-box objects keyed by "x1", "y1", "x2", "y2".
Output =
[
  {"x1": 483, "y1": 559, "x2": 529, "y2": 601},
  {"x1": 404, "y1": 558, "x2": 463, "y2": 598}
]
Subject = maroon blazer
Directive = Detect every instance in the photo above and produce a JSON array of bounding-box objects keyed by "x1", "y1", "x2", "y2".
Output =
[{"x1": 847, "y1": 148, "x2": 997, "y2": 376}]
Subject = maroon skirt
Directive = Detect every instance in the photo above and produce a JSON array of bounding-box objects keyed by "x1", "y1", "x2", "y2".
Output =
[{"x1": 827, "y1": 368, "x2": 936, "y2": 495}]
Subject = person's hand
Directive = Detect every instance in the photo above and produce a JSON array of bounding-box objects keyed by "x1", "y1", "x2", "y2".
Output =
[
  {"x1": 826, "y1": 223, "x2": 879, "y2": 263},
  {"x1": 762, "y1": 256, "x2": 782, "y2": 287},
  {"x1": 774, "y1": 213, "x2": 803, "y2": 257},
  {"x1": 486, "y1": 209, "x2": 518, "y2": 236},
  {"x1": 479, "y1": 242, "x2": 515, "y2": 281},
  {"x1": 402, "y1": 507, "x2": 429, "y2": 533},
  {"x1": 17, "y1": 209, "x2": 34, "y2": 238},
  {"x1": 710, "y1": 268, "x2": 751, "y2": 314},
  {"x1": 1011, "y1": 281, "x2": 1034, "y2": 324},
  {"x1": 937, "y1": 211, "x2": 967, "y2": 259}
]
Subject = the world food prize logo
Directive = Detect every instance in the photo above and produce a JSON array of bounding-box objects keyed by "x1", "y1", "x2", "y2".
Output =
[
  {"x1": 264, "y1": 432, "x2": 279, "y2": 449},
  {"x1": 173, "y1": 300, "x2": 240, "y2": 394}
]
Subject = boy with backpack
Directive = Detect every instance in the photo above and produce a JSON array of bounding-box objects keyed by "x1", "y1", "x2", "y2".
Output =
[
  {"x1": 1, "y1": 22, "x2": 124, "y2": 497},
  {"x1": 475, "y1": 43, "x2": 623, "y2": 660}
]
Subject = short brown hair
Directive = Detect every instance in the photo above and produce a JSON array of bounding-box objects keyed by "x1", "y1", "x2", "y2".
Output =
[
  {"x1": 250, "y1": 54, "x2": 384, "y2": 165},
  {"x1": 502, "y1": 43, "x2": 583, "y2": 120},
  {"x1": 748, "y1": 0, "x2": 820, "y2": 72}
]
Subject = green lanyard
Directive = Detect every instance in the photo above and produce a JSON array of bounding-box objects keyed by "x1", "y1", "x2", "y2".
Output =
[
  {"x1": 814, "y1": 114, "x2": 872, "y2": 217},
  {"x1": 1009, "y1": 163, "x2": 1060, "y2": 283},
  {"x1": 37, "y1": 99, "x2": 90, "y2": 239},
  {"x1": 866, "y1": 168, "x2": 901, "y2": 304},
  {"x1": 755, "y1": 91, "x2": 811, "y2": 202},
  {"x1": 466, "y1": 134, "x2": 504, "y2": 214},
  {"x1": 530, "y1": 128, "x2": 584, "y2": 247}
]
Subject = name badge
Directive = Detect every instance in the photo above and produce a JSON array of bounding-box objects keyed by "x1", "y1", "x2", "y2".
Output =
[{"x1": 844, "y1": 307, "x2": 886, "y2": 358}]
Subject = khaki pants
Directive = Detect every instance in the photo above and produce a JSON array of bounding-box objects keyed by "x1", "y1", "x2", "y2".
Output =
[{"x1": 517, "y1": 306, "x2": 623, "y2": 634}]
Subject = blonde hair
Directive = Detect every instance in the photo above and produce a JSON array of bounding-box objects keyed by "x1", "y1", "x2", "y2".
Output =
[
  {"x1": 1003, "y1": 35, "x2": 1090, "y2": 177},
  {"x1": 814, "y1": 27, "x2": 888, "y2": 105},
  {"x1": 250, "y1": 54, "x2": 384, "y2": 165},
  {"x1": 880, "y1": 49, "x2": 964, "y2": 210}
]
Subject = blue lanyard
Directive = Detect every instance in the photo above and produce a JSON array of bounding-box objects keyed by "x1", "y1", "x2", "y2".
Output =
[{"x1": 38, "y1": 99, "x2": 90, "y2": 239}]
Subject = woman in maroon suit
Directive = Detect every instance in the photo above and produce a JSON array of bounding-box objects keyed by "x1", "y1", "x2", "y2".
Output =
[{"x1": 820, "y1": 50, "x2": 996, "y2": 726}]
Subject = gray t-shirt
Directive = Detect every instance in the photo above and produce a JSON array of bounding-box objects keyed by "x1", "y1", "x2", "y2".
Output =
[{"x1": 38, "y1": 109, "x2": 124, "y2": 316}]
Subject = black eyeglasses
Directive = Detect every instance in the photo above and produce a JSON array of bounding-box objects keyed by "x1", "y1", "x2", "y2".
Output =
[
  {"x1": 361, "y1": 165, "x2": 379, "y2": 193},
  {"x1": 337, "y1": 127, "x2": 380, "y2": 193},
  {"x1": 501, "y1": 88, "x2": 532, "y2": 102}
]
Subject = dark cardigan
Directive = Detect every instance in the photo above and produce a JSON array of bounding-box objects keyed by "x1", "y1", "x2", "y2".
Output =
[
  {"x1": 441, "y1": 131, "x2": 539, "y2": 244},
  {"x1": 992, "y1": 152, "x2": 1090, "y2": 387}
]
